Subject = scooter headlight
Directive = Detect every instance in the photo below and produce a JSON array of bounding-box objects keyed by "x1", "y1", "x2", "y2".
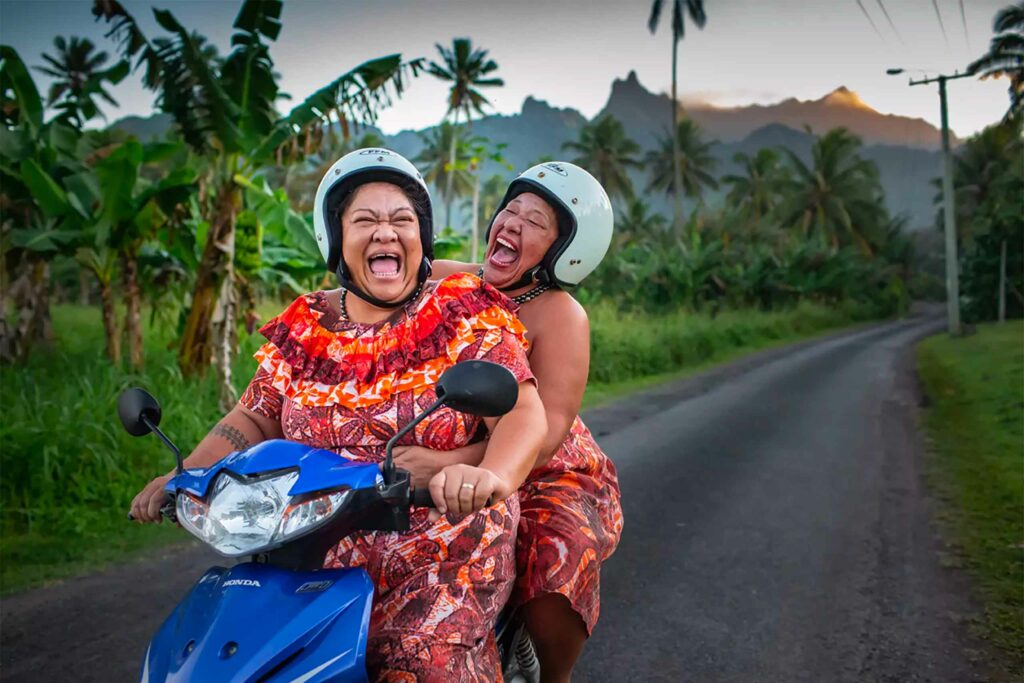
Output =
[{"x1": 175, "y1": 470, "x2": 352, "y2": 557}]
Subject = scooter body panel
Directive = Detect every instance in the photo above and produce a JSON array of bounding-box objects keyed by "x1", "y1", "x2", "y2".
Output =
[{"x1": 142, "y1": 563, "x2": 373, "y2": 683}]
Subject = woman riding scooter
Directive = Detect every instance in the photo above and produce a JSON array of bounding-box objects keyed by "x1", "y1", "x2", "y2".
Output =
[
  {"x1": 397, "y1": 162, "x2": 623, "y2": 683},
  {"x1": 131, "y1": 149, "x2": 547, "y2": 682}
]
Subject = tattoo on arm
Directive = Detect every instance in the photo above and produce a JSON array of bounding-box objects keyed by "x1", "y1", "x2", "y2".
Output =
[{"x1": 212, "y1": 423, "x2": 250, "y2": 451}]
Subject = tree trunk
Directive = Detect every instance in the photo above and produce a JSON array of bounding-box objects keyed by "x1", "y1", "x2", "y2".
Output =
[
  {"x1": 671, "y1": 38, "x2": 684, "y2": 232},
  {"x1": 99, "y1": 278, "x2": 121, "y2": 364},
  {"x1": 122, "y1": 252, "x2": 143, "y2": 370},
  {"x1": 445, "y1": 114, "x2": 458, "y2": 230},
  {"x1": 10, "y1": 258, "x2": 54, "y2": 361},
  {"x1": 78, "y1": 269, "x2": 90, "y2": 305},
  {"x1": 211, "y1": 267, "x2": 239, "y2": 414},
  {"x1": 998, "y1": 237, "x2": 1007, "y2": 323},
  {"x1": 471, "y1": 170, "x2": 481, "y2": 262},
  {"x1": 178, "y1": 182, "x2": 240, "y2": 377}
]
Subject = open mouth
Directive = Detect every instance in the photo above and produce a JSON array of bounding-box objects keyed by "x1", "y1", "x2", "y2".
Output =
[
  {"x1": 488, "y1": 235, "x2": 520, "y2": 268},
  {"x1": 367, "y1": 252, "x2": 402, "y2": 280}
]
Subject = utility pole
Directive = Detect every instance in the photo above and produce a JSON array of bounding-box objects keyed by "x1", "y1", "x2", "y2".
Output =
[{"x1": 889, "y1": 68, "x2": 971, "y2": 335}]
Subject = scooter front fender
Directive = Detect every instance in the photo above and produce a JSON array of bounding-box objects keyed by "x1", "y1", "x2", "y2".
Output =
[{"x1": 141, "y1": 563, "x2": 373, "y2": 683}]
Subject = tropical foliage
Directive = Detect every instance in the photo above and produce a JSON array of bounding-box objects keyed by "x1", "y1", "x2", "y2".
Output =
[
  {"x1": 722, "y1": 148, "x2": 791, "y2": 222},
  {"x1": 645, "y1": 118, "x2": 719, "y2": 206},
  {"x1": 562, "y1": 115, "x2": 642, "y2": 200},
  {"x1": 968, "y1": 2, "x2": 1024, "y2": 120},
  {"x1": 942, "y1": 117, "x2": 1024, "y2": 322},
  {"x1": 777, "y1": 128, "x2": 887, "y2": 255},
  {"x1": 93, "y1": 0, "x2": 422, "y2": 407}
]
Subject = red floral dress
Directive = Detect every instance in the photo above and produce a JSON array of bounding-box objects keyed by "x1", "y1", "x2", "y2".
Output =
[
  {"x1": 514, "y1": 417, "x2": 623, "y2": 635},
  {"x1": 240, "y1": 273, "x2": 534, "y2": 683}
]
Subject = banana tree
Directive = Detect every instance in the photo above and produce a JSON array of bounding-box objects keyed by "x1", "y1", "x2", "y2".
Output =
[
  {"x1": 94, "y1": 138, "x2": 196, "y2": 368},
  {"x1": 0, "y1": 46, "x2": 84, "y2": 361},
  {"x1": 95, "y1": 0, "x2": 423, "y2": 395}
]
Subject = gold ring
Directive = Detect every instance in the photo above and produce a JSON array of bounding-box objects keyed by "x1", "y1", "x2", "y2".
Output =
[{"x1": 461, "y1": 483, "x2": 476, "y2": 490}]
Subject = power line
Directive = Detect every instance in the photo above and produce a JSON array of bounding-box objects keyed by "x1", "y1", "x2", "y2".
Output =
[
  {"x1": 931, "y1": 0, "x2": 950, "y2": 49},
  {"x1": 874, "y1": 0, "x2": 905, "y2": 45},
  {"x1": 958, "y1": 0, "x2": 971, "y2": 53},
  {"x1": 855, "y1": 0, "x2": 886, "y2": 43}
]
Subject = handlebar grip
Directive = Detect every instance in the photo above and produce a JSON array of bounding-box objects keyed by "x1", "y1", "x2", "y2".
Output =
[
  {"x1": 127, "y1": 496, "x2": 175, "y2": 522},
  {"x1": 410, "y1": 487, "x2": 436, "y2": 508}
]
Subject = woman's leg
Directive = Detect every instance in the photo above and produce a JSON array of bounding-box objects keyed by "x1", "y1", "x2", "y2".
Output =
[
  {"x1": 522, "y1": 593, "x2": 588, "y2": 683},
  {"x1": 363, "y1": 502, "x2": 519, "y2": 682}
]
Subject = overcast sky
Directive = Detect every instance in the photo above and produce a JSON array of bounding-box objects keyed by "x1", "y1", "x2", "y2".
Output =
[{"x1": 0, "y1": 0, "x2": 1011, "y2": 138}]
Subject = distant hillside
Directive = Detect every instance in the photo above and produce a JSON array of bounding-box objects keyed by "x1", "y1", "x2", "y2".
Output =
[
  {"x1": 108, "y1": 113, "x2": 173, "y2": 141},
  {"x1": 109, "y1": 73, "x2": 947, "y2": 230}
]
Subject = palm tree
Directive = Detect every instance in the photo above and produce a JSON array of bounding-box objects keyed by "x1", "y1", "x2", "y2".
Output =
[
  {"x1": 645, "y1": 118, "x2": 718, "y2": 207},
  {"x1": 617, "y1": 199, "x2": 668, "y2": 246},
  {"x1": 562, "y1": 116, "x2": 641, "y2": 201},
  {"x1": 428, "y1": 38, "x2": 503, "y2": 229},
  {"x1": 415, "y1": 123, "x2": 474, "y2": 225},
  {"x1": 34, "y1": 36, "x2": 127, "y2": 126},
  {"x1": 722, "y1": 148, "x2": 790, "y2": 222},
  {"x1": 647, "y1": 0, "x2": 707, "y2": 228},
  {"x1": 968, "y1": 2, "x2": 1024, "y2": 120},
  {"x1": 778, "y1": 128, "x2": 886, "y2": 255}
]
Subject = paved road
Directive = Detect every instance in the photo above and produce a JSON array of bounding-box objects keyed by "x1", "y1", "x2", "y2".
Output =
[
  {"x1": 1, "y1": 316, "x2": 992, "y2": 682},
  {"x1": 576, "y1": 317, "x2": 991, "y2": 682}
]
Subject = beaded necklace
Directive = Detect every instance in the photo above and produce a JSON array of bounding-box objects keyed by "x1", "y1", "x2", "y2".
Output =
[{"x1": 476, "y1": 268, "x2": 550, "y2": 305}]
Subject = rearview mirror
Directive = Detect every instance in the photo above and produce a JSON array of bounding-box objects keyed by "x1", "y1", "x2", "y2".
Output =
[
  {"x1": 436, "y1": 360, "x2": 519, "y2": 417},
  {"x1": 118, "y1": 387, "x2": 162, "y2": 437}
]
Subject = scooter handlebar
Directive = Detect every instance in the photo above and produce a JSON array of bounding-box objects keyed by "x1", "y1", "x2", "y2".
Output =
[
  {"x1": 409, "y1": 488, "x2": 494, "y2": 509},
  {"x1": 410, "y1": 487, "x2": 436, "y2": 508}
]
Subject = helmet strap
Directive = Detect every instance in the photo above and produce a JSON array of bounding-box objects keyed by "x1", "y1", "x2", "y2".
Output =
[
  {"x1": 496, "y1": 265, "x2": 547, "y2": 293},
  {"x1": 335, "y1": 257, "x2": 431, "y2": 310}
]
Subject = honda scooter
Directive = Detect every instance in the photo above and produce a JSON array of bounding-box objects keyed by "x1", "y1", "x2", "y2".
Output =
[{"x1": 119, "y1": 359, "x2": 540, "y2": 682}]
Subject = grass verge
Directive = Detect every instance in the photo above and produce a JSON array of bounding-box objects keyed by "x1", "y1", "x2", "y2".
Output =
[
  {"x1": 916, "y1": 321, "x2": 1024, "y2": 672},
  {"x1": 2, "y1": 299, "x2": 882, "y2": 594}
]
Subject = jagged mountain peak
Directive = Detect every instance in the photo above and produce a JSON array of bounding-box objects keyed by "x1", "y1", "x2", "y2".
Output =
[{"x1": 819, "y1": 86, "x2": 875, "y2": 111}]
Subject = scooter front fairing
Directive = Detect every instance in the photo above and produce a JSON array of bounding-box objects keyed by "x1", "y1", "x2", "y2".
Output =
[{"x1": 142, "y1": 563, "x2": 374, "y2": 683}]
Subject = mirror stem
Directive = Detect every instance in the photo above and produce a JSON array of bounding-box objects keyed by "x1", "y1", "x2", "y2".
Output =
[
  {"x1": 141, "y1": 414, "x2": 184, "y2": 475},
  {"x1": 382, "y1": 396, "x2": 445, "y2": 485}
]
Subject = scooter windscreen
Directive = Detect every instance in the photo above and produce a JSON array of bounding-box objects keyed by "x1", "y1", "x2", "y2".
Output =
[{"x1": 165, "y1": 440, "x2": 383, "y2": 557}]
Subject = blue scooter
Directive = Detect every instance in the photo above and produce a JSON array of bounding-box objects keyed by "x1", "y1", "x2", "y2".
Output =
[{"x1": 119, "y1": 360, "x2": 540, "y2": 682}]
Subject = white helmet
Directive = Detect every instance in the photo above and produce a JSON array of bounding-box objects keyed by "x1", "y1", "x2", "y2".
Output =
[
  {"x1": 486, "y1": 161, "x2": 613, "y2": 288},
  {"x1": 312, "y1": 148, "x2": 433, "y2": 306}
]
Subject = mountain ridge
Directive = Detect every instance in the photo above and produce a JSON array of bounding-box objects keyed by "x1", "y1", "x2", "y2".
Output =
[{"x1": 110, "y1": 73, "x2": 945, "y2": 229}]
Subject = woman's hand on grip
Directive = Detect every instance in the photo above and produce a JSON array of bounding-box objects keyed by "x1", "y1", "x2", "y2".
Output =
[
  {"x1": 130, "y1": 473, "x2": 173, "y2": 523},
  {"x1": 427, "y1": 464, "x2": 509, "y2": 522}
]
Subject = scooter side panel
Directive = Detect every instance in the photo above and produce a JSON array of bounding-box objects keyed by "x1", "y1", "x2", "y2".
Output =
[{"x1": 142, "y1": 563, "x2": 373, "y2": 683}]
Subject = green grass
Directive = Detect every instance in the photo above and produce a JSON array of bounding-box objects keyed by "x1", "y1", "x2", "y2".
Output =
[
  {"x1": 1, "y1": 298, "x2": 880, "y2": 594},
  {"x1": 916, "y1": 321, "x2": 1024, "y2": 672},
  {"x1": 583, "y1": 299, "x2": 878, "y2": 400},
  {"x1": 582, "y1": 308, "x2": 872, "y2": 408},
  {"x1": 0, "y1": 303, "x2": 271, "y2": 594}
]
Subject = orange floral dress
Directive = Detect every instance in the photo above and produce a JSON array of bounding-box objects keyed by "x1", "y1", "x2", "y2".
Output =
[
  {"x1": 514, "y1": 417, "x2": 623, "y2": 635},
  {"x1": 240, "y1": 273, "x2": 534, "y2": 683}
]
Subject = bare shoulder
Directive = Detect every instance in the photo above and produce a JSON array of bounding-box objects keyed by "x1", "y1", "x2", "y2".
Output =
[
  {"x1": 528, "y1": 289, "x2": 589, "y2": 331},
  {"x1": 430, "y1": 260, "x2": 478, "y2": 280}
]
